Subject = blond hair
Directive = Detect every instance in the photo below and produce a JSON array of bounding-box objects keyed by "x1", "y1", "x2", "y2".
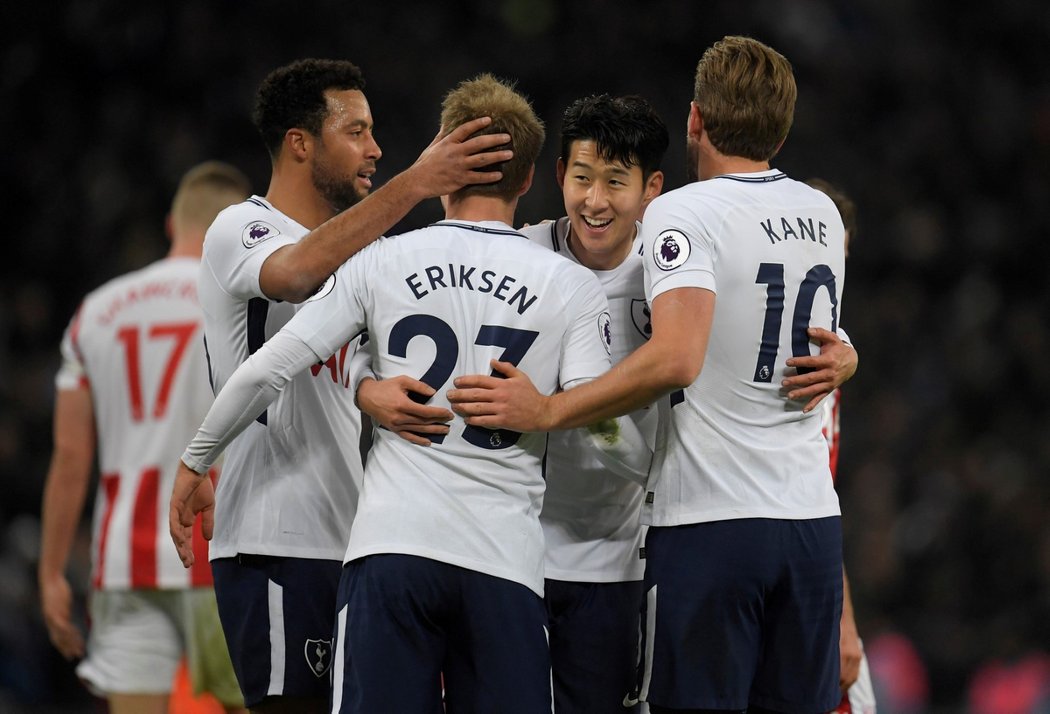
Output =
[
  {"x1": 170, "y1": 161, "x2": 251, "y2": 234},
  {"x1": 440, "y1": 74, "x2": 544, "y2": 200},
  {"x1": 693, "y1": 36, "x2": 797, "y2": 161}
]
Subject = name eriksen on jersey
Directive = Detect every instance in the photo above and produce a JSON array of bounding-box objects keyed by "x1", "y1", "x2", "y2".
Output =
[
  {"x1": 760, "y1": 216, "x2": 829, "y2": 247},
  {"x1": 405, "y1": 264, "x2": 538, "y2": 315}
]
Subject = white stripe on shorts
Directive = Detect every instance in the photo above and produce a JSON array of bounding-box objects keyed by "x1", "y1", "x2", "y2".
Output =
[
  {"x1": 331, "y1": 604, "x2": 348, "y2": 713},
  {"x1": 267, "y1": 579, "x2": 286, "y2": 697},
  {"x1": 639, "y1": 584, "x2": 657, "y2": 702}
]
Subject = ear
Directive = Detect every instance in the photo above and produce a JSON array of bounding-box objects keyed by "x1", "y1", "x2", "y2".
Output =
[
  {"x1": 285, "y1": 128, "x2": 311, "y2": 162},
  {"x1": 518, "y1": 164, "x2": 536, "y2": 197},
  {"x1": 164, "y1": 213, "x2": 174, "y2": 242},
  {"x1": 641, "y1": 170, "x2": 664, "y2": 211},
  {"x1": 688, "y1": 102, "x2": 704, "y2": 141},
  {"x1": 556, "y1": 157, "x2": 566, "y2": 189}
]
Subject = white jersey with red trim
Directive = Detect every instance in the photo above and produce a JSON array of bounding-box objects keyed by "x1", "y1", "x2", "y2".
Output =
[
  {"x1": 641, "y1": 170, "x2": 843, "y2": 526},
  {"x1": 183, "y1": 219, "x2": 612, "y2": 596},
  {"x1": 56, "y1": 257, "x2": 214, "y2": 590},
  {"x1": 198, "y1": 196, "x2": 364, "y2": 561},
  {"x1": 522, "y1": 218, "x2": 655, "y2": 583}
]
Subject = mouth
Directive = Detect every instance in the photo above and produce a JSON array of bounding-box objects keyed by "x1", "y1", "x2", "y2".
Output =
[
  {"x1": 357, "y1": 168, "x2": 375, "y2": 189},
  {"x1": 581, "y1": 215, "x2": 613, "y2": 231}
]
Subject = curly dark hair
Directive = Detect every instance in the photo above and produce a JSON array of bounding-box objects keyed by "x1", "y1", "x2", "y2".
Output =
[
  {"x1": 559, "y1": 94, "x2": 669, "y2": 181},
  {"x1": 252, "y1": 58, "x2": 366, "y2": 159}
]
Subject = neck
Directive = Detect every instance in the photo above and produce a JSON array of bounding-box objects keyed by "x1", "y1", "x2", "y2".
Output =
[
  {"x1": 444, "y1": 194, "x2": 518, "y2": 226},
  {"x1": 264, "y1": 161, "x2": 337, "y2": 230},
  {"x1": 168, "y1": 229, "x2": 205, "y2": 259},
  {"x1": 697, "y1": 136, "x2": 771, "y2": 181},
  {"x1": 567, "y1": 222, "x2": 636, "y2": 271}
]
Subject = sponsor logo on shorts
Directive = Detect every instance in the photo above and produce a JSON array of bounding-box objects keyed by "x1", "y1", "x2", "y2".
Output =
[
  {"x1": 305, "y1": 638, "x2": 332, "y2": 677},
  {"x1": 652, "y1": 229, "x2": 690, "y2": 271},
  {"x1": 242, "y1": 221, "x2": 279, "y2": 248}
]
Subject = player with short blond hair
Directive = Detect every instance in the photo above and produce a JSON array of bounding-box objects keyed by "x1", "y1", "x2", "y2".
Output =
[
  {"x1": 173, "y1": 73, "x2": 618, "y2": 714},
  {"x1": 168, "y1": 59, "x2": 515, "y2": 714},
  {"x1": 39, "y1": 161, "x2": 251, "y2": 714}
]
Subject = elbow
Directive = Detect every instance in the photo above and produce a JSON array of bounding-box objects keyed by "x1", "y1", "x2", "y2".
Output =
[{"x1": 663, "y1": 356, "x2": 703, "y2": 390}]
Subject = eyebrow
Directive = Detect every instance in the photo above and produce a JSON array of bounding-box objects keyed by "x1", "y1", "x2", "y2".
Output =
[{"x1": 571, "y1": 159, "x2": 630, "y2": 176}]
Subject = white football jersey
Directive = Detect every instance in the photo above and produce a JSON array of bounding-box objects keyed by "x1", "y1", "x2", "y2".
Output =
[
  {"x1": 523, "y1": 218, "x2": 655, "y2": 582},
  {"x1": 280, "y1": 219, "x2": 612, "y2": 596},
  {"x1": 56, "y1": 257, "x2": 215, "y2": 590},
  {"x1": 642, "y1": 170, "x2": 843, "y2": 525},
  {"x1": 198, "y1": 196, "x2": 364, "y2": 560}
]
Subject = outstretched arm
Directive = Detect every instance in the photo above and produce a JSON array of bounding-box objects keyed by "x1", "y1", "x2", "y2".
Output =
[
  {"x1": 449, "y1": 287, "x2": 714, "y2": 432},
  {"x1": 38, "y1": 387, "x2": 95, "y2": 660},
  {"x1": 260, "y1": 118, "x2": 514, "y2": 302},
  {"x1": 170, "y1": 330, "x2": 319, "y2": 567}
]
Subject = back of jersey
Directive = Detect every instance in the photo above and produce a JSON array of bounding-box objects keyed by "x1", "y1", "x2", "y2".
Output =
[
  {"x1": 641, "y1": 171, "x2": 844, "y2": 526},
  {"x1": 286, "y1": 220, "x2": 612, "y2": 595},
  {"x1": 58, "y1": 257, "x2": 213, "y2": 589}
]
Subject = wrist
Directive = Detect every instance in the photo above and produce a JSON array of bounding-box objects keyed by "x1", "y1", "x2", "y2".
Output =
[{"x1": 389, "y1": 167, "x2": 430, "y2": 204}]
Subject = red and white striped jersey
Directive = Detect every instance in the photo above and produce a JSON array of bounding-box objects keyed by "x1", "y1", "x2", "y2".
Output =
[
  {"x1": 821, "y1": 387, "x2": 842, "y2": 481},
  {"x1": 56, "y1": 257, "x2": 215, "y2": 590}
]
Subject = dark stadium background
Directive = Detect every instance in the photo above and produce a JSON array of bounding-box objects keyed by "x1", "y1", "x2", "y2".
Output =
[{"x1": 2, "y1": 1, "x2": 1047, "y2": 711}]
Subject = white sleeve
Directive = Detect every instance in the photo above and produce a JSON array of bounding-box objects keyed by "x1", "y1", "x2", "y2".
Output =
[
  {"x1": 181, "y1": 330, "x2": 321, "y2": 472},
  {"x1": 55, "y1": 306, "x2": 88, "y2": 391},
  {"x1": 204, "y1": 208, "x2": 297, "y2": 300}
]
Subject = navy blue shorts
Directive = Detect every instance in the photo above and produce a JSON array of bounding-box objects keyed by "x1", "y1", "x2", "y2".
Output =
[
  {"x1": 211, "y1": 554, "x2": 342, "y2": 708},
  {"x1": 331, "y1": 554, "x2": 551, "y2": 714},
  {"x1": 638, "y1": 518, "x2": 842, "y2": 712},
  {"x1": 545, "y1": 578, "x2": 644, "y2": 713}
]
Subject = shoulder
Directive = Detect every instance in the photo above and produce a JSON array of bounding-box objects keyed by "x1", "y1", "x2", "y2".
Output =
[
  {"x1": 518, "y1": 218, "x2": 567, "y2": 253},
  {"x1": 204, "y1": 198, "x2": 290, "y2": 253}
]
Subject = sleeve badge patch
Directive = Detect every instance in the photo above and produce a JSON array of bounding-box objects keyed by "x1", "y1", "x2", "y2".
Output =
[
  {"x1": 652, "y1": 229, "x2": 690, "y2": 271},
  {"x1": 242, "y1": 221, "x2": 279, "y2": 248}
]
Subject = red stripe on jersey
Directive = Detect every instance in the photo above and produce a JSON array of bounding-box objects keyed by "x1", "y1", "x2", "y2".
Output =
[
  {"x1": 94, "y1": 474, "x2": 120, "y2": 590},
  {"x1": 69, "y1": 304, "x2": 86, "y2": 367},
  {"x1": 189, "y1": 469, "x2": 218, "y2": 586},
  {"x1": 130, "y1": 467, "x2": 160, "y2": 588},
  {"x1": 824, "y1": 389, "x2": 842, "y2": 483}
]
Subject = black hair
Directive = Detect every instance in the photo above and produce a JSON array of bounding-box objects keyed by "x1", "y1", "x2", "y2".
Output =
[
  {"x1": 252, "y1": 59, "x2": 366, "y2": 159},
  {"x1": 559, "y1": 94, "x2": 669, "y2": 180}
]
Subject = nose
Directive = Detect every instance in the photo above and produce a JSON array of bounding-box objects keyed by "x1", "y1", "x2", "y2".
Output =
[
  {"x1": 367, "y1": 131, "x2": 382, "y2": 161},
  {"x1": 585, "y1": 183, "x2": 609, "y2": 209}
]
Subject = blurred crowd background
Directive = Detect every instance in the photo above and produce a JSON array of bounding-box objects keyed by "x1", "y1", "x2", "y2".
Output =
[{"x1": 2, "y1": 1, "x2": 1047, "y2": 711}]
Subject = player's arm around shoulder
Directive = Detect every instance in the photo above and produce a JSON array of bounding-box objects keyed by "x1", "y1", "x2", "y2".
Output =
[{"x1": 261, "y1": 119, "x2": 515, "y2": 303}]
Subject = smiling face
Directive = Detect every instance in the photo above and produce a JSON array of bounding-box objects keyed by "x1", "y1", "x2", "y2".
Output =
[
  {"x1": 311, "y1": 88, "x2": 382, "y2": 213},
  {"x1": 557, "y1": 139, "x2": 662, "y2": 271}
]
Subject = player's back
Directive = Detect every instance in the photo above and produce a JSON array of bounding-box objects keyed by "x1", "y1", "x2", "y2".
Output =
[
  {"x1": 60, "y1": 257, "x2": 212, "y2": 589},
  {"x1": 322, "y1": 219, "x2": 612, "y2": 595},
  {"x1": 642, "y1": 171, "x2": 844, "y2": 526}
]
